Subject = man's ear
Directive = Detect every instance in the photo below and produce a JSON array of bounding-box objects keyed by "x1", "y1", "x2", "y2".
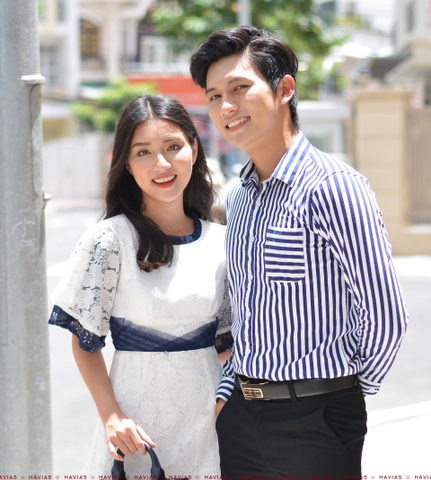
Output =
[{"x1": 279, "y1": 75, "x2": 296, "y2": 105}]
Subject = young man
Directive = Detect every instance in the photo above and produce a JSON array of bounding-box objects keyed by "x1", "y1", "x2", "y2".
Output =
[{"x1": 190, "y1": 26, "x2": 409, "y2": 478}]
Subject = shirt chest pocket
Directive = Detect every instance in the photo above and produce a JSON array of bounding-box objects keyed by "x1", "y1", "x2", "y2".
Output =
[{"x1": 264, "y1": 226, "x2": 305, "y2": 282}]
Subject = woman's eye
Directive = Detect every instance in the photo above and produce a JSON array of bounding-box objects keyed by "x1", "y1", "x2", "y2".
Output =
[
  {"x1": 137, "y1": 149, "x2": 150, "y2": 156},
  {"x1": 168, "y1": 144, "x2": 180, "y2": 151}
]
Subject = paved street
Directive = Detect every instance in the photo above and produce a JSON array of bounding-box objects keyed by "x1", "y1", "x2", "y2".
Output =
[{"x1": 45, "y1": 201, "x2": 431, "y2": 476}]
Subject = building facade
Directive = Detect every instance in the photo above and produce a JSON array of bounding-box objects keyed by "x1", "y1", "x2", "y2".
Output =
[{"x1": 386, "y1": 0, "x2": 431, "y2": 106}]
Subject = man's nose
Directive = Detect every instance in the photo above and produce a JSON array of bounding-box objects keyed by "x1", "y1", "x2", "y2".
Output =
[{"x1": 221, "y1": 95, "x2": 239, "y2": 115}]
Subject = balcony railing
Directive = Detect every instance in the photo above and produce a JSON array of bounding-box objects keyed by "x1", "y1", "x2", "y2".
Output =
[{"x1": 124, "y1": 61, "x2": 190, "y2": 74}]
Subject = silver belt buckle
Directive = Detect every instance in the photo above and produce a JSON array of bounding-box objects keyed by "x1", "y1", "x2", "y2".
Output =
[{"x1": 240, "y1": 380, "x2": 268, "y2": 400}]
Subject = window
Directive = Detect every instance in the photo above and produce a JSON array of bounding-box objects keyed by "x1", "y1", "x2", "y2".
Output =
[
  {"x1": 140, "y1": 36, "x2": 165, "y2": 64},
  {"x1": 80, "y1": 20, "x2": 99, "y2": 58},
  {"x1": 40, "y1": 46, "x2": 59, "y2": 86}
]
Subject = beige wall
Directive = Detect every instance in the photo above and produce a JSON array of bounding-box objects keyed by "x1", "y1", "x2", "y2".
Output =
[{"x1": 352, "y1": 87, "x2": 431, "y2": 255}]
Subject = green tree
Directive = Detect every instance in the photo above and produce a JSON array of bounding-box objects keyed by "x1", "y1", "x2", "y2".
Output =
[
  {"x1": 150, "y1": 0, "x2": 345, "y2": 100},
  {"x1": 71, "y1": 78, "x2": 156, "y2": 133}
]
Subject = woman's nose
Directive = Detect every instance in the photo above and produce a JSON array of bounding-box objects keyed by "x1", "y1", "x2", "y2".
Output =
[{"x1": 154, "y1": 154, "x2": 171, "y2": 170}]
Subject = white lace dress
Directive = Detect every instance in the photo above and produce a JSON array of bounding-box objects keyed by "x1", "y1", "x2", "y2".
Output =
[{"x1": 50, "y1": 214, "x2": 230, "y2": 477}]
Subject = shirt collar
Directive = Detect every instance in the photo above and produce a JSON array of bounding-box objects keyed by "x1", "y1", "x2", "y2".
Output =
[{"x1": 239, "y1": 131, "x2": 311, "y2": 187}]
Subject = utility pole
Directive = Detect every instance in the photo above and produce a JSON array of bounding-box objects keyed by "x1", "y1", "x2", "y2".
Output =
[
  {"x1": 0, "y1": 0, "x2": 52, "y2": 474},
  {"x1": 236, "y1": 0, "x2": 251, "y2": 166},
  {"x1": 238, "y1": 0, "x2": 251, "y2": 26}
]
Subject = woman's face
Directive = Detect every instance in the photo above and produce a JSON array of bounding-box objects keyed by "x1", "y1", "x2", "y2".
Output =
[{"x1": 127, "y1": 119, "x2": 197, "y2": 212}]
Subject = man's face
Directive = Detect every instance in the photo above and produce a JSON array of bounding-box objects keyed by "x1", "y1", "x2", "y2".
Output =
[{"x1": 205, "y1": 54, "x2": 286, "y2": 155}]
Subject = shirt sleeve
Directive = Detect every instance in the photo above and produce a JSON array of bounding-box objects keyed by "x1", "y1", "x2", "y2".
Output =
[
  {"x1": 310, "y1": 171, "x2": 409, "y2": 395},
  {"x1": 50, "y1": 221, "x2": 121, "y2": 338},
  {"x1": 216, "y1": 345, "x2": 236, "y2": 401}
]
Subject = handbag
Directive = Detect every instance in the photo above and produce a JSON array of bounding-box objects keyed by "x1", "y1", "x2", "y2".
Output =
[{"x1": 111, "y1": 441, "x2": 187, "y2": 480}]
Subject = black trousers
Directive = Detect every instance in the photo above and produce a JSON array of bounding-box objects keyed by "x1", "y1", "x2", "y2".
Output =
[{"x1": 216, "y1": 383, "x2": 367, "y2": 480}]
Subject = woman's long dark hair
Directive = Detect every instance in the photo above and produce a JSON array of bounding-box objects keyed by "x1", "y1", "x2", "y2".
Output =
[{"x1": 105, "y1": 94, "x2": 214, "y2": 272}]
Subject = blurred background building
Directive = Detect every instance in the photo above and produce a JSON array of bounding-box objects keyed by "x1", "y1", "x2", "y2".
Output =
[{"x1": 38, "y1": 0, "x2": 431, "y2": 253}]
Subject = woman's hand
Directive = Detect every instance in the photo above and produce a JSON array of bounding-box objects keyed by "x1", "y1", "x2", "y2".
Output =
[
  {"x1": 71, "y1": 335, "x2": 157, "y2": 460},
  {"x1": 103, "y1": 412, "x2": 157, "y2": 461}
]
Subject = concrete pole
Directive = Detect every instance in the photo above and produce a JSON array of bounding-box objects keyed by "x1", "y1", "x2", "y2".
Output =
[
  {"x1": 0, "y1": 0, "x2": 52, "y2": 474},
  {"x1": 235, "y1": 0, "x2": 251, "y2": 166},
  {"x1": 238, "y1": 0, "x2": 251, "y2": 26}
]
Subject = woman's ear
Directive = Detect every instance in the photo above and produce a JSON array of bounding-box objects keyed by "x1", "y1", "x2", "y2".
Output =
[
  {"x1": 279, "y1": 75, "x2": 296, "y2": 105},
  {"x1": 191, "y1": 139, "x2": 198, "y2": 165},
  {"x1": 125, "y1": 161, "x2": 132, "y2": 175}
]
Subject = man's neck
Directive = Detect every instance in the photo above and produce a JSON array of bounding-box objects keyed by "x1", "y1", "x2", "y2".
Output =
[{"x1": 249, "y1": 128, "x2": 298, "y2": 184}]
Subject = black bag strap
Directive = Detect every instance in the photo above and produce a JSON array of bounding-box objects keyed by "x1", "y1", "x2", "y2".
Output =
[{"x1": 111, "y1": 441, "x2": 167, "y2": 480}]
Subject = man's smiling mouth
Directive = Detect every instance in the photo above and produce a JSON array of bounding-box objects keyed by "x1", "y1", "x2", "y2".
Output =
[{"x1": 227, "y1": 116, "x2": 250, "y2": 129}]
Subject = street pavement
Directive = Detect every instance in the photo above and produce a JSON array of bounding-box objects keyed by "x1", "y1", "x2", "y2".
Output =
[{"x1": 45, "y1": 200, "x2": 431, "y2": 476}]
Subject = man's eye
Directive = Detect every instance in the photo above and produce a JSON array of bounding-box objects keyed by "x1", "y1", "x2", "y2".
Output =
[{"x1": 210, "y1": 94, "x2": 220, "y2": 102}]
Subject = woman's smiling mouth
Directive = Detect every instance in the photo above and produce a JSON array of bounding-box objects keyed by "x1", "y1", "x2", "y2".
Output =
[{"x1": 153, "y1": 175, "x2": 176, "y2": 184}]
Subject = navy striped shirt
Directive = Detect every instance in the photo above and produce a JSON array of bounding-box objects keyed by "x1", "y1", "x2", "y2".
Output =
[{"x1": 216, "y1": 132, "x2": 408, "y2": 400}]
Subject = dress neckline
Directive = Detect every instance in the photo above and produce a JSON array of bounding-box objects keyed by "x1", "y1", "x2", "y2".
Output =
[{"x1": 169, "y1": 212, "x2": 202, "y2": 245}]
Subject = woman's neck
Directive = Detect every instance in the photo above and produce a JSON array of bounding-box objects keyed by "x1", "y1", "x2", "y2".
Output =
[{"x1": 142, "y1": 204, "x2": 194, "y2": 237}]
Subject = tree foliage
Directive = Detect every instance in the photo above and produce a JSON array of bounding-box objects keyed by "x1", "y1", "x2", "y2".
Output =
[
  {"x1": 71, "y1": 78, "x2": 156, "y2": 133},
  {"x1": 150, "y1": 0, "x2": 345, "y2": 100}
]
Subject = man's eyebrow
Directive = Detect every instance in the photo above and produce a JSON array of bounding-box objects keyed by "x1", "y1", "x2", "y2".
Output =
[{"x1": 205, "y1": 76, "x2": 250, "y2": 95}]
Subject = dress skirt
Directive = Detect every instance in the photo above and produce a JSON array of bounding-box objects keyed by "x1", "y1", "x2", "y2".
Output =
[{"x1": 82, "y1": 346, "x2": 222, "y2": 477}]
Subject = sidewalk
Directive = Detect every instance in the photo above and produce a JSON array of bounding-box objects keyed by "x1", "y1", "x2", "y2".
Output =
[
  {"x1": 362, "y1": 255, "x2": 431, "y2": 475},
  {"x1": 363, "y1": 401, "x2": 431, "y2": 474}
]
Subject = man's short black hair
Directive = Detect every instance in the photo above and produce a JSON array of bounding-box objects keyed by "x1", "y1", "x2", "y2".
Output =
[{"x1": 190, "y1": 26, "x2": 300, "y2": 131}]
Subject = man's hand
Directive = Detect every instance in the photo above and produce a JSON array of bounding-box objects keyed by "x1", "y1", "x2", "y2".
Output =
[{"x1": 216, "y1": 398, "x2": 226, "y2": 418}]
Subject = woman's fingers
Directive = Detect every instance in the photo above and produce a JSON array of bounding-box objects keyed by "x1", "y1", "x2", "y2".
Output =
[
  {"x1": 105, "y1": 416, "x2": 155, "y2": 457},
  {"x1": 107, "y1": 441, "x2": 127, "y2": 461},
  {"x1": 136, "y1": 424, "x2": 157, "y2": 449}
]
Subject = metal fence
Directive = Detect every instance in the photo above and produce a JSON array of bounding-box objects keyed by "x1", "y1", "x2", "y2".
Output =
[{"x1": 407, "y1": 109, "x2": 431, "y2": 224}]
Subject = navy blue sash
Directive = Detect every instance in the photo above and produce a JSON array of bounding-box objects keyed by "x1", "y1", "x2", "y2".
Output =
[{"x1": 110, "y1": 316, "x2": 217, "y2": 352}]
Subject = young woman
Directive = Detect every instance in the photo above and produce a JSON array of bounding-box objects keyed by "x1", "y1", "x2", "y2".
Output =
[{"x1": 49, "y1": 94, "x2": 231, "y2": 476}]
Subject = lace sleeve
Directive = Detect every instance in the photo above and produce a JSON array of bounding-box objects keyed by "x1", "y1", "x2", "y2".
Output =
[
  {"x1": 214, "y1": 276, "x2": 232, "y2": 353},
  {"x1": 216, "y1": 275, "x2": 231, "y2": 335},
  {"x1": 50, "y1": 221, "x2": 120, "y2": 337},
  {"x1": 48, "y1": 305, "x2": 106, "y2": 352}
]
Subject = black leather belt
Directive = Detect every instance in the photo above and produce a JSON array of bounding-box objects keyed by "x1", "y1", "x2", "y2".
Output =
[{"x1": 236, "y1": 374, "x2": 358, "y2": 401}]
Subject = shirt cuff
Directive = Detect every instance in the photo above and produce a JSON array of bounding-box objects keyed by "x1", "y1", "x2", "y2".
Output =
[
  {"x1": 216, "y1": 377, "x2": 235, "y2": 402},
  {"x1": 358, "y1": 375, "x2": 381, "y2": 396}
]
